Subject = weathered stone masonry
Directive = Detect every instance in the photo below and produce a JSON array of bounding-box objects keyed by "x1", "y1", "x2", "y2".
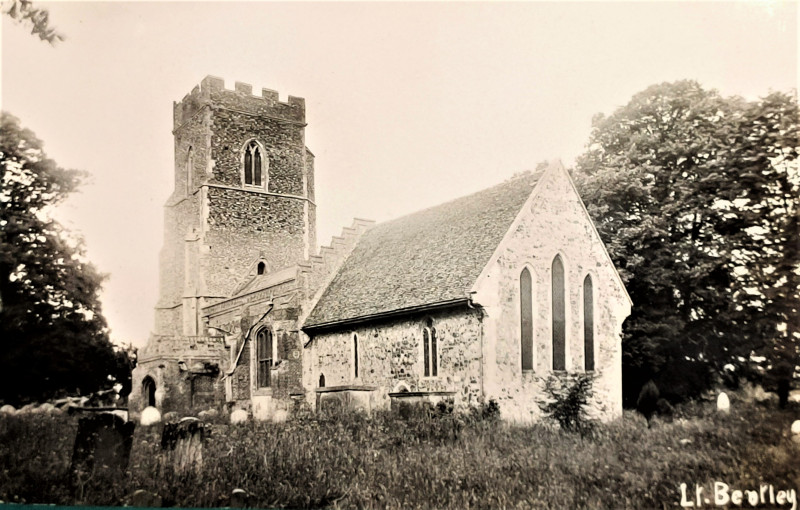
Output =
[
  {"x1": 132, "y1": 76, "x2": 317, "y2": 415},
  {"x1": 472, "y1": 166, "x2": 630, "y2": 422},
  {"x1": 304, "y1": 307, "x2": 484, "y2": 412},
  {"x1": 132, "y1": 77, "x2": 631, "y2": 424}
]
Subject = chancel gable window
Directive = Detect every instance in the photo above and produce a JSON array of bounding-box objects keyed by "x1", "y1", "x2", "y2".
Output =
[
  {"x1": 552, "y1": 255, "x2": 566, "y2": 371},
  {"x1": 423, "y1": 319, "x2": 439, "y2": 377},
  {"x1": 256, "y1": 328, "x2": 273, "y2": 388},
  {"x1": 583, "y1": 275, "x2": 595, "y2": 371},
  {"x1": 520, "y1": 267, "x2": 533, "y2": 371},
  {"x1": 243, "y1": 140, "x2": 266, "y2": 187},
  {"x1": 257, "y1": 261, "x2": 266, "y2": 275}
]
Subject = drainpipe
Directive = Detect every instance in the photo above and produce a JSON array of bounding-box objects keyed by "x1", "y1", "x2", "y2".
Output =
[
  {"x1": 220, "y1": 302, "x2": 274, "y2": 381},
  {"x1": 466, "y1": 292, "x2": 485, "y2": 403}
]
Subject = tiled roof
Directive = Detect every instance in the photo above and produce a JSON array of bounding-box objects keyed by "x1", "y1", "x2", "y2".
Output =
[
  {"x1": 304, "y1": 170, "x2": 544, "y2": 328},
  {"x1": 233, "y1": 266, "x2": 297, "y2": 296}
]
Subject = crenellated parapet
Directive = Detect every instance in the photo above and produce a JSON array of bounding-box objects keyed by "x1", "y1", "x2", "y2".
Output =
[{"x1": 173, "y1": 75, "x2": 306, "y2": 130}]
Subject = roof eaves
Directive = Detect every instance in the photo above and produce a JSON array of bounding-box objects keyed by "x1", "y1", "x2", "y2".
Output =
[{"x1": 302, "y1": 297, "x2": 470, "y2": 341}]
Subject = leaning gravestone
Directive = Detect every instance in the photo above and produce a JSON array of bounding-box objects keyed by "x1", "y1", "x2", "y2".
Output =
[
  {"x1": 71, "y1": 413, "x2": 136, "y2": 481},
  {"x1": 161, "y1": 417, "x2": 206, "y2": 474}
]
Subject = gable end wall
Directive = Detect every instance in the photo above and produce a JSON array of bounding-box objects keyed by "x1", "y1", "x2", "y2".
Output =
[{"x1": 473, "y1": 166, "x2": 631, "y2": 422}]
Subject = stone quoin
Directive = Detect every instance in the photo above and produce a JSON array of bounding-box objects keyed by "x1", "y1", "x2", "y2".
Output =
[{"x1": 130, "y1": 76, "x2": 632, "y2": 422}]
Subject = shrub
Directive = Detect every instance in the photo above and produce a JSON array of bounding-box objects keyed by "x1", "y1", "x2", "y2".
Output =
[{"x1": 540, "y1": 373, "x2": 596, "y2": 434}]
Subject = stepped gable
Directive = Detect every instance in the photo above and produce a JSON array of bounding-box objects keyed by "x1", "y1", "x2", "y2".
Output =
[
  {"x1": 222, "y1": 218, "x2": 375, "y2": 300},
  {"x1": 304, "y1": 171, "x2": 544, "y2": 329}
]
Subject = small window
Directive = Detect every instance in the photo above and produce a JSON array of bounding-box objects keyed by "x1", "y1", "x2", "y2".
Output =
[
  {"x1": 584, "y1": 275, "x2": 595, "y2": 371},
  {"x1": 186, "y1": 147, "x2": 194, "y2": 195},
  {"x1": 142, "y1": 376, "x2": 156, "y2": 407},
  {"x1": 257, "y1": 262, "x2": 266, "y2": 275},
  {"x1": 423, "y1": 320, "x2": 438, "y2": 377},
  {"x1": 256, "y1": 328, "x2": 273, "y2": 388},
  {"x1": 319, "y1": 373, "x2": 325, "y2": 388},
  {"x1": 353, "y1": 333, "x2": 359, "y2": 379},
  {"x1": 243, "y1": 140, "x2": 266, "y2": 187},
  {"x1": 552, "y1": 256, "x2": 566, "y2": 371},
  {"x1": 520, "y1": 267, "x2": 533, "y2": 371}
]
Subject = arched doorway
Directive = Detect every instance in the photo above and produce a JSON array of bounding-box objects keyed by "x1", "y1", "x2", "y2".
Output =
[{"x1": 142, "y1": 376, "x2": 156, "y2": 407}]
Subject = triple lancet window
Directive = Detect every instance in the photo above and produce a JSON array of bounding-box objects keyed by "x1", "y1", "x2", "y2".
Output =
[
  {"x1": 518, "y1": 257, "x2": 596, "y2": 373},
  {"x1": 256, "y1": 328, "x2": 273, "y2": 388},
  {"x1": 243, "y1": 140, "x2": 265, "y2": 187}
]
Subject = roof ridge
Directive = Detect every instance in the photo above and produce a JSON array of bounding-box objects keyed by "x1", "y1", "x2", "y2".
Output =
[{"x1": 374, "y1": 170, "x2": 543, "y2": 230}]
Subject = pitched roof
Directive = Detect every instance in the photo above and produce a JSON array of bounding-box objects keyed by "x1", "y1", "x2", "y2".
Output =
[{"x1": 303, "y1": 170, "x2": 545, "y2": 329}]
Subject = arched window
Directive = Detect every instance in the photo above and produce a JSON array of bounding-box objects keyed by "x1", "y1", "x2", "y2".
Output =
[
  {"x1": 353, "y1": 333, "x2": 359, "y2": 379},
  {"x1": 257, "y1": 262, "x2": 266, "y2": 275},
  {"x1": 186, "y1": 147, "x2": 194, "y2": 195},
  {"x1": 583, "y1": 275, "x2": 595, "y2": 371},
  {"x1": 552, "y1": 256, "x2": 566, "y2": 371},
  {"x1": 423, "y1": 319, "x2": 438, "y2": 377},
  {"x1": 319, "y1": 373, "x2": 325, "y2": 388},
  {"x1": 243, "y1": 140, "x2": 265, "y2": 187},
  {"x1": 520, "y1": 267, "x2": 533, "y2": 371},
  {"x1": 256, "y1": 328, "x2": 273, "y2": 388},
  {"x1": 142, "y1": 376, "x2": 156, "y2": 407}
]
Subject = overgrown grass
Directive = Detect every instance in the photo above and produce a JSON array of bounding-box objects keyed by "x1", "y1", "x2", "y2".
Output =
[{"x1": 0, "y1": 400, "x2": 798, "y2": 508}]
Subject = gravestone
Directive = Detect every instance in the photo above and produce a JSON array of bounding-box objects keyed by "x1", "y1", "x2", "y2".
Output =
[
  {"x1": 230, "y1": 488, "x2": 249, "y2": 508},
  {"x1": 717, "y1": 392, "x2": 730, "y2": 413},
  {"x1": 131, "y1": 488, "x2": 162, "y2": 507},
  {"x1": 71, "y1": 413, "x2": 135, "y2": 480},
  {"x1": 161, "y1": 417, "x2": 206, "y2": 474},
  {"x1": 230, "y1": 409, "x2": 248, "y2": 424}
]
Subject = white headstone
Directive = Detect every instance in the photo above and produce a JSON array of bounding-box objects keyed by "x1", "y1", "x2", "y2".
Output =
[
  {"x1": 37, "y1": 403, "x2": 55, "y2": 413},
  {"x1": 140, "y1": 406, "x2": 162, "y2": 426},
  {"x1": 791, "y1": 420, "x2": 800, "y2": 436},
  {"x1": 717, "y1": 392, "x2": 730, "y2": 413},
  {"x1": 272, "y1": 409, "x2": 288, "y2": 423},
  {"x1": 230, "y1": 409, "x2": 248, "y2": 424}
]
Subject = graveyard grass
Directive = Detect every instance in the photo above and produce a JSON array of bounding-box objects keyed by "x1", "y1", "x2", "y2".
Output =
[{"x1": 0, "y1": 400, "x2": 798, "y2": 509}]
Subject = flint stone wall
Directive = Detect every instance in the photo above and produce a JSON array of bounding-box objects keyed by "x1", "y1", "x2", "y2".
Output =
[{"x1": 305, "y1": 307, "x2": 483, "y2": 412}]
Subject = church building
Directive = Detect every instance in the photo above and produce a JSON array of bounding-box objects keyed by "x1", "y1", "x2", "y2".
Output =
[{"x1": 130, "y1": 76, "x2": 631, "y2": 423}]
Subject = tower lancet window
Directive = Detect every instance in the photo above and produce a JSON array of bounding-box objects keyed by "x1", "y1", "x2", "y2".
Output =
[
  {"x1": 243, "y1": 140, "x2": 265, "y2": 187},
  {"x1": 186, "y1": 147, "x2": 193, "y2": 195}
]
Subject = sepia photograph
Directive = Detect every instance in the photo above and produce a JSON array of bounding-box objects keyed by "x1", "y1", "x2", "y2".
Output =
[{"x1": 1, "y1": 1, "x2": 798, "y2": 508}]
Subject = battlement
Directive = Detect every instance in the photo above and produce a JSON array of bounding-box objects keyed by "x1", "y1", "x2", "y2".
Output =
[{"x1": 173, "y1": 75, "x2": 306, "y2": 129}]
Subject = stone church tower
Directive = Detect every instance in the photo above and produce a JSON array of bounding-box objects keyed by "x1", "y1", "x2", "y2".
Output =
[
  {"x1": 156, "y1": 75, "x2": 316, "y2": 336},
  {"x1": 132, "y1": 76, "x2": 316, "y2": 413}
]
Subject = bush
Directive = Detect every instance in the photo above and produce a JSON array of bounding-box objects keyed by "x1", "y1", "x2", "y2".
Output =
[{"x1": 540, "y1": 373, "x2": 596, "y2": 434}]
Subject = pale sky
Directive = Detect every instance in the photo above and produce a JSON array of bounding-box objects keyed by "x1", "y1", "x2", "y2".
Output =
[{"x1": 2, "y1": 1, "x2": 797, "y2": 347}]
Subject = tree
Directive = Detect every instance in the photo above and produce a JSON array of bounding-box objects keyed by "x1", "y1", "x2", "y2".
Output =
[
  {"x1": 1, "y1": 113, "x2": 126, "y2": 404},
  {"x1": 2, "y1": 0, "x2": 64, "y2": 44},
  {"x1": 574, "y1": 81, "x2": 798, "y2": 405}
]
